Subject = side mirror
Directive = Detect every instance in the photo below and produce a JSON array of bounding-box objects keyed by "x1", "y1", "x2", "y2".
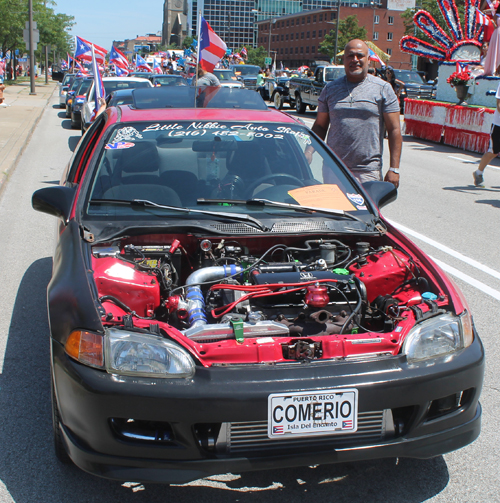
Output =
[
  {"x1": 362, "y1": 181, "x2": 397, "y2": 209},
  {"x1": 32, "y1": 186, "x2": 77, "y2": 222}
]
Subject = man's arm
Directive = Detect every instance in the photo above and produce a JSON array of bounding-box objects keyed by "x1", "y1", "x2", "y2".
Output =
[
  {"x1": 305, "y1": 112, "x2": 330, "y2": 163},
  {"x1": 383, "y1": 111, "x2": 402, "y2": 188}
]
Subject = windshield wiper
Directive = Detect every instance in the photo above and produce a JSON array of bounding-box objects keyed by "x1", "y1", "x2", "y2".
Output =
[
  {"x1": 129, "y1": 199, "x2": 270, "y2": 231},
  {"x1": 197, "y1": 197, "x2": 370, "y2": 227}
]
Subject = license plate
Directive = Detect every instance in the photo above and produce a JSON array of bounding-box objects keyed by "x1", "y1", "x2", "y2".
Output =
[{"x1": 268, "y1": 389, "x2": 358, "y2": 438}]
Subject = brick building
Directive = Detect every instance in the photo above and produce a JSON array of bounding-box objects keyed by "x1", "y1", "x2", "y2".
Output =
[{"x1": 256, "y1": 6, "x2": 411, "y2": 69}]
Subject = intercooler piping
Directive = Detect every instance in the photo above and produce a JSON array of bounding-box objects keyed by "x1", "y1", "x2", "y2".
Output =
[{"x1": 186, "y1": 265, "x2": 244, "y2": 327}]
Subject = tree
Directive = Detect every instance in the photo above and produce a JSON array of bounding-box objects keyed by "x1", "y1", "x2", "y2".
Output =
[
  {"x1": 182, "y1": 36, "x2": 194, "y2": 49},
  {"x1": 319, "y1": 15, "x2": 368, "y2": 63},
  {"x1": 246, "y1": 46, "x2": 268, "y2": 67}
]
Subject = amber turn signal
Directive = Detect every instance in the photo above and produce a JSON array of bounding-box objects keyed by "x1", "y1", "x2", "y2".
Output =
[{"x1": 65, "y1": 330, "x2": 104, "y2": 368}]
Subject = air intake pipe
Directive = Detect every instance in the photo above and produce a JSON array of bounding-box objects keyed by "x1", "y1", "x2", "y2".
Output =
[{"x1": 186, "y1": 265, "x2": 244, "y2": 327}]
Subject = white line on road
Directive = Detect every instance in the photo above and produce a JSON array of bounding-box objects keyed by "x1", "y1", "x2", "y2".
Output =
[
  {"x1": 448, "y1": 155, "x2": 500, "y2": 171},
  {"x1": 430, "y1": 256, "x2": 500, "y2": 301},
  {"x1": 387, "y1": 219, "x2": 500, "y2": 282}
]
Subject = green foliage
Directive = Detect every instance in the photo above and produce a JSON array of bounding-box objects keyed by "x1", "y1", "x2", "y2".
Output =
[
  {"x1": 182, "y1": 36, "x2": 194, "y2": 49},
  {"x1": 0, "y1": 0, "x2": 74, "y2": 64},
  {"x1": 246, "y1": 46, "x2": 268, "y2": 67},
  {"x1": 319, "y1": 15, "x2": 368, "y2": 63}
]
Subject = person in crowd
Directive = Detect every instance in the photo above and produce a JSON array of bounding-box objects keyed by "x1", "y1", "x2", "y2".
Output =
[
  {"x1": 256, "y1": 69, "x2": 265, "y2": 87},
  {"x1": 196, "y1": 65, "x2": 221, "y2": 87},
  {"x1": 305, "y1": 39, "x2": 402, "y2": 188},
  {"x1": 384, "y1": 66, "x2": 404, "y2": 97},
  {"x1": 483, "y1": 4, "x2": 500, "y2": 75},
  {"x1": 481, "y1": 0, "x2": 499, "y2": 42},
  {"x1": 473, "y1": 79, "x2": 500, "y2": 185}
]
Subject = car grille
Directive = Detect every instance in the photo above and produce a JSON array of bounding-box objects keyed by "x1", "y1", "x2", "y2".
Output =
[
  {"x1": 243, "y1": 78, "x2": 257, "y2": 90},
  {"x1": 406, "y1": 87, "x2": 433, "y2": 99},
  {"x1": 215, "y1": 410, "x2": 393, "y2": 455},
  {"x1": 206, "y1": 221, "x2": 336, "y2": 234}
]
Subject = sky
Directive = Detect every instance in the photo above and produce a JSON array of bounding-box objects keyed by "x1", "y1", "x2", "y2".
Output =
[{"x1": 53, "y1": 0, "x2": 163, "y2": 51}]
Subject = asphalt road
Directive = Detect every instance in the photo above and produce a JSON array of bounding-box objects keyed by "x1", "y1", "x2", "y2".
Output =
[{"x1": 0, "y1": 97, "x2": 498, "y2": 502}]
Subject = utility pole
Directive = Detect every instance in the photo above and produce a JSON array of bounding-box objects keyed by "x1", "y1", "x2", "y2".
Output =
[
  {"x1": 334, "y1": 1, "x2": 340, "y2": 64},
  {"x1": 28, "y1": 0, "x2": 36, "y2": 94}
]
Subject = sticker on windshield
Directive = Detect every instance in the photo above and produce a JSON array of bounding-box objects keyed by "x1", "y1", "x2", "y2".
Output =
[
  {"x1": 105, "y1": 142, "x2": 135, "y2": 150},
  {"x1": 288, "y1": 185, "x2": 356, "y2": 211},
  {"x1": 346, "y1": 193, "x2": 365, "y2": 207},
  {"x1": 114, "y1": 127, "x2": 143, "y2": 142}
]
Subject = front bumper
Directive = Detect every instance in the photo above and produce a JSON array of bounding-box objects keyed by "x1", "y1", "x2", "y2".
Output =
[{"x1": 52, "y1": 335, "x2": 484, "y2": 484}]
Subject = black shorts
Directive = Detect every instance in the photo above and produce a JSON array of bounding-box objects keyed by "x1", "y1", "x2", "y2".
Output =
[{"x1": 489, "y1": 124, "x2": 500, "y2": 154}]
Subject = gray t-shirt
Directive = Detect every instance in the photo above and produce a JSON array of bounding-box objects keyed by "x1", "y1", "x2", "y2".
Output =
[
  {"x1": 197, "y1": 72, "x2": 221, "y2": 87},
  {"x1": 318, "y1": 74, "x2": 399, "y2": 173}
]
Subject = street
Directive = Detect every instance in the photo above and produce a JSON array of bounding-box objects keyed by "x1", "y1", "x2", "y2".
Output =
[{"x1": 0, "y1": 94, "x2": 498, "y2": 503}]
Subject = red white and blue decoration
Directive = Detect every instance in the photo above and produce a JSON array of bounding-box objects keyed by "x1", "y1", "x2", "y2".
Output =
[
  {"x1": 109, "y1": 46, "x2": 128, "y2": 69},
  {"x1": 91, "y1": 44, "x2": 105, "y2": 120},
  {"x1": 198, "y1": 16, "x2": 227, "y2": 72},
  {"x1": 368, "y1": 48, "x2": 385, "y2": 65},
  {"x1": 135, "y1": 54, "x2": 152, "y2": 72},
  {"x1": 75, "y1": 36, "x2": 107, "y2": 64},
  {"x1": 401, "y1": 0, "x2": 482, "y2": 62}
]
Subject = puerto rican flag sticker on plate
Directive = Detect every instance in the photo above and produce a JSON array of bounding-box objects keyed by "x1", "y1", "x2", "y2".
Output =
[{"x1": 105, "y1": 142, "x2": 135, "y2": 150}]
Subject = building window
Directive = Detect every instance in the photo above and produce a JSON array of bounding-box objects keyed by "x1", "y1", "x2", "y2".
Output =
[
  {"x1": 387, "y1": 32, "x2": 393, "y2": 41},
  {"x1": 313, "y1": 15, "x2": 316, "y2": 22},
  {"x1": 291, "y1": 19, "x2": 294, "y2": 26},
  {"x1": 287, "y1": 20, "x2": 289, "y2": 27},
  {"x1": 319, "y1": 14, "x2": 323, "y2": 21},
  {"x1": 306, "y1": 46, "x2": 309, "y2": 53},
  {"x1": 388, "y1": 16, "x2": 394, "y2": 25},
  {"x1": 319, "y1": 29, "x2": 322, "y2": 37},
  {"x1": 374, "y1": 15, "x2": 379, "y2": 24},
  {"x1": 281, "y1": 34, "x2": 284, "y2": 41},
  {"x1": 312, "y1": 30, "x2": 316, "y2": 38},
  {"x1": 285, "y1": 47, "x2": 288, "y2": 54},
  {"x1": 301, "y1": 32, "x2": 304, "y2": 39},
  {"x1": 387, "y1": 48, "x2": 392, "y2": 55},
  {"x1": 286, "y1": 33, "x2": 289, "y2": 41},
  {"x1": 331, "y1": 12, "x2": 336, "y2": 20},
  {"x1": 302, "y1": 17, "x2": 305, "y2": 24},
  {"x1": 373, "y1": 31, "x2": 378, "y2": 41},
  {"x1": 312, "y1": 46, "x2": 315, "y2": 53},
  {"x1": 280, "y1": 47, "x2": 283, "y2": 54},
  {"x1": 295, "y1": 47, "x2": 299, "y2": 53},
  {"x1": 307, "y1": 31, "x2": 310, "y2": 38},
  {"x1": 307, "y1": 16, "x2": 311, "y2": 23}
]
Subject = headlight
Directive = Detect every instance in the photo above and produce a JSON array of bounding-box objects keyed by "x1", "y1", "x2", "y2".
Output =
[
  {"x1": 403, "y1": 311, "x2": 473, "y2": 363},
  {"x1": 105, "y1": 328, "x2": 195, "y2": 378},
  {"x1": 65, "y1": 328, "x2": 195, "y2": 378}
]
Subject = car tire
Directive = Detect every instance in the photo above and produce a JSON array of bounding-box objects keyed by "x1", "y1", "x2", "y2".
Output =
[
  {"x1": 309, "y1": 105, "x2": 317, "y2": 111},
  {"x1": 295, "y1": 94, "x2": 306, "y2": 114},
  {"x1": 51, "y1": 379, "x2": 72, "y2": 464},
  {"x1": 65, "y1": 107, "x2": 71, "y2": 118},
  {"x1": 70, "y1": 115, "x2": 78, "y2": 129},
  {"x1": 273, "y1": 92, "x2": 283, "y2": 110}
]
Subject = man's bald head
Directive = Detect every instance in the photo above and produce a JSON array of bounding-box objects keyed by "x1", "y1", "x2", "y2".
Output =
[{"x1": 343, "y1": 39, "x2": 369, "y2": 83}]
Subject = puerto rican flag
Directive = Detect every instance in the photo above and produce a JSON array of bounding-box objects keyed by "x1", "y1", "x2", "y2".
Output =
[
  {"x1": 115, "y1": 65, "x2": 129, "y2": 77},
  {"x1": 135, "y1": 54, "x2": 151, "y2": 72},
  {"x1": 152, "y1": 59, "x2": 163, "y2": 74},
  {"x1": 241, "y1": 46, "x2": 248, "y2": 59},
  {"x1": 91, "y1": 44, "x2": 105, "y2": 121},
  {"x1": 109, "y1": 46, "x2": 128, "y2": 69},
  {"x1": 198, "y1": 16, "x2": 227, "y2": 72},
  {"x1": 368, "y1": 47, "x2": 384, "y2": 66},
  {"x1": 68, "y1": 54, "x2": 87, "y2": 74},
  {"x1": 456, "y1": 61, "x2": 469, "y2": 72},
  {"x1": 75, "y1": 36, "x2": 107, "y2": 64}
]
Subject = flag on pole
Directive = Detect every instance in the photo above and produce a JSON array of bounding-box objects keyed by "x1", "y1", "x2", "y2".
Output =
[
  {"x1": 368, "y1": 47, "x2": 384, "y2": 65},
  {"x1": 75, "y1": 36, "x2": 107, "y2": 64},
  {"x1": 241, "y1": 47, "x2": 248, "y2": 59},
  {"x1": 115, "y1": 65, "x2": 129, "y2": 77},
  {"x1": 135, "y1": 54, "x2": 152, "y2": 72},
  {"x1": 153, "y1": 59, "x2": 163, "y2": 74},
  {"x1": 199, "y1": 16, "x2": 227, "y2": 72},
  {"x1": 109, "y1": 46, "x2": 128, "y2": 69},
  {"x1": 91, "y1": 45, "x2": 105, "y2": 121}
]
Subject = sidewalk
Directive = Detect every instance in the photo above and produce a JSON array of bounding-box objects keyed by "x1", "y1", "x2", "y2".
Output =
[{"x1": 0, "y1": 80, "x2": 58, "y2": 198}]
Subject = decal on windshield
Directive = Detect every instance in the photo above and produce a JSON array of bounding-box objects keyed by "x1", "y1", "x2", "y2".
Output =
[
  {"x1": 346, "y1": 193, "x2": 367, "y2": 210},
  {"x1": 288, "y1": 185, "x2": 356, "y2": 212},
  {"x1": 114, "y1": 127, "x2": 143, "y2": 142},
  {"x1": 273, "y1": 127, "x2": 311, "y2": 144},
  {"x1": 105, "y1": 142, "x2": 136, "y2": 150}
]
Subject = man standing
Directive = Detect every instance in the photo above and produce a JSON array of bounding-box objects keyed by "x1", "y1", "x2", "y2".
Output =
[{"x1": 307, "y1": 39, "x2": 402, "y2": 188}]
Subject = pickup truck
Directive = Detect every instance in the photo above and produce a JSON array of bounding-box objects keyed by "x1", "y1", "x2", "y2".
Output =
[{"x1": 289, "y1": 65, "x2": 345, "y2": 113}]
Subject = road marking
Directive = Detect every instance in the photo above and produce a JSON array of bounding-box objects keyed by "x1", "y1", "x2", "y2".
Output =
[
  {"x1": 448, "y1": 156, "x2": 478, "y2": 164},
  {"x1": 430, "y1": 256, "x2": 500, "y2": 301},
  {"x1": 387, "y1": 219, "x2": 500, "y2": 281},
  {"x1": 448, "y1": 155, "x2": 500, "y2": 171}
]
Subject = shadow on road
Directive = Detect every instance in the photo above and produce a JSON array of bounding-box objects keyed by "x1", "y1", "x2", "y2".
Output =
[
  {"x1": 68, "y1": 135, "x2": 81, "y2": 152},
  {"x1": 0, "y1": 259, "x2": 449, "y2": 503},
  {"x1": 57, "y1": 111, "x2": 66, "y2": 119}
]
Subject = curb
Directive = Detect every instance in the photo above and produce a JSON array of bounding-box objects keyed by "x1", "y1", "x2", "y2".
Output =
[{"x1": 0, "y1": 84, "x2": 57, "y2": 201}]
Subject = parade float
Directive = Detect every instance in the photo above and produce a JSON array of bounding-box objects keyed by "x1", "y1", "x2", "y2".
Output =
[{"x1": 400, "y1": 0, "x2": 499, "y2": 152}]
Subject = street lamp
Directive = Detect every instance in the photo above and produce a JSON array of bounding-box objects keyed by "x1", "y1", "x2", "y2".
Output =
[
  {"x1": 326, "y1": 2, "x2": 341, "y2": 64},
  {"x1": 268, "y1": 18, "x2": 276, "y2": 59}
]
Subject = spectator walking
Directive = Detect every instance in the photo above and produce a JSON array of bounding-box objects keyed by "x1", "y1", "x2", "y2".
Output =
[{"x1": 306, "y1": 39, "x2": 402, "y2": 187}]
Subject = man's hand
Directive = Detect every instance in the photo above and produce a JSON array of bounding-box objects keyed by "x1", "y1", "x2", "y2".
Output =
[{"x1": 384, "y1": 170, "x2": 400, "y2": 188}]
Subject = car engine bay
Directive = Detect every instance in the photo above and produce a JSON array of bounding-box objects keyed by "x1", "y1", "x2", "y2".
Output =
[{"x1": 91, "y1": 233, "x2": 450, "y2": 366}]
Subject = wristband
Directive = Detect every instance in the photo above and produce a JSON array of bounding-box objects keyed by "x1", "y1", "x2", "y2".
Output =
[{"x1": 389, "y1": 167, "x2": 400, "y2": 174}]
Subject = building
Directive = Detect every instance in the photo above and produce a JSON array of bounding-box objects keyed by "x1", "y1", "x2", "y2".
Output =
[
  {"x1": 163, "y1": 0, "x2": 189, "y2": 47},
  {"x1": 256, "y1": 4, "x2": 411, "y2": 68},
  {"x1": 116, "y1": 34, "x2": 163, "y2": 56}
]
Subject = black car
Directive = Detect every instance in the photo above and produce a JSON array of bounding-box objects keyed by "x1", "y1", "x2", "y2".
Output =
[
  {"x1": 32, "y1": 86, "x2": 483, "y2": 484},
  {"x1": 394, "y1": 70, "x2": 436, "y2": 113}
]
